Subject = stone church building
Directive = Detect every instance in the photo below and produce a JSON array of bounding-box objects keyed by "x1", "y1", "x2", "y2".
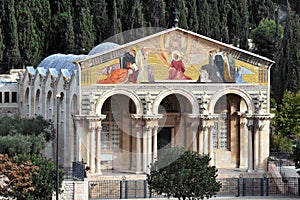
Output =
[{"x1": 16, "y1": 27, "x2": 274, "y2": 176}]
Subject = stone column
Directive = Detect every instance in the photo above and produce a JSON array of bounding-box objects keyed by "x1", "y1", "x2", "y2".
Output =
[
  {"x1": 198, "y1": 121, "x2": 204, "y2": 154},
  {"x1": 255, "y1": 114, "x2": 274, "y2": 172},
  {"x1": 72, "y1": 116, "x2": 82, "y2": 162},
  {"x1": 131, "y1": 114, "x2": 144, "y2": 174},
  {"x1": 135, "y1": 124, "x2": 142, "y2": 173},
  {"x1": 153, "y1": 126, "x2": 158, "y2": 162},
  {"x1": 95, "y1": 122, "x2": 102, "y2": 174},
  {"x1": 246, "y1": 118, "x2": 254, "y2": 172},
  {"x1": 142, "y1": 127, "x2": 147, "y2": 173},
  {"x1": 86, "y1": 115, "x2": 106, "y2": 175},
  {"x1": 185, "y1": 114, "x2": 201, "y2": 152},
  {"x1": 203, "y1": 122, "x2": 209, "y2": 155},
  {"x1": 239, "y1": 117, "x2": 248, "y2": 169},
  {"x1": 146, "y1": 126, "x2": 153, "y2": 173},
  {"x1": 88, "y1": 122, "x2": 96, "y2": 173}
]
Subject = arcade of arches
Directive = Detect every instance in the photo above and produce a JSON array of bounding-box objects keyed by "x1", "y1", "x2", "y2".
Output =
[{"x1": 74, "y1": 90, "x2": 271, "y2": 175}]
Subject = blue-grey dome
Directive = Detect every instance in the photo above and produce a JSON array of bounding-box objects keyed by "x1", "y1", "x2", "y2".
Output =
[
  {"x1": 88, "y1": 42, "x2": 119, "y2": 56},
  {"x1": 37, "y1": 54, "x2": 88, "y2": 74}
]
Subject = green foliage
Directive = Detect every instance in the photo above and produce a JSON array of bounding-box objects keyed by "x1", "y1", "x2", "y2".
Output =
[
  {"x1": 271, "y1": 90, "x2": 300, "y2": 152},
  {"x1": 147, "y1": 146, "x2": 221, "y2": 200},
  {"x1": 0, "y1": 115, "x2": 55, "y2": 156},
  {"x1": 250, "y1": 18, "x2": 283, "y2": 59},
  {"x1": 0, "y1": 115, "x2": 55, "y2": 141},
  {"x1": 291, "y1": 140, "x2": 300, "y2": 174},
  {"x1": 15, "y1": 154, "x2": 65, "y2": 200}
]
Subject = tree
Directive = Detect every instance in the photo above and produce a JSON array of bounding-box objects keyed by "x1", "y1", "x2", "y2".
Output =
[
  {"x1": 0, "y1": 115, "x2": 55, "y2": 156},
  {"x1": 15, "y1": 154, "x2": 65, "y2": 200},
  {"x1": 1, "y1": 0, "x2": 21, "y2": 71},
  {"x1": 250, "y1": 18, "x2": 283, "y2": 59},
  {"x1": 291, "y1": 140, "x2": 300, "y2": 174},
  {"x1": 197, "y1": 0, "x2": 210, "y2": 36},
  {"x1": 91, "y1": 0, "x2": 109, "y2": 43},
  {"x1": 0, "y1": 154, "x2": 38, "y2": 199},
  {"x1": 187, "y1": 0, "x2": 199, "y2": 32},
  {"x1": 271, "y1": 90, "x2": 300, "y2": 152},
  {"x1": 147, "y1": 147, "x2": 221, "y2": 200},
  {"x1": 272, "y1": 2, "x2": 300, "y2": 104},
  {"x1": 73, "y1": 0, "x2": 95, "y2": 54}
]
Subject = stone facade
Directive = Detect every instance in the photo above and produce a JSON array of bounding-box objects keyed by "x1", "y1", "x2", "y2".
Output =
[{"x1": 14, "y1": 28, "x2": 275, "y2": 177}]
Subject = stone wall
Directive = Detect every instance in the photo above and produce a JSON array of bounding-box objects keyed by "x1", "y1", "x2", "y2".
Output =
[{"x1": 52, "y1": 180, "x2": 88, "y2": 200}]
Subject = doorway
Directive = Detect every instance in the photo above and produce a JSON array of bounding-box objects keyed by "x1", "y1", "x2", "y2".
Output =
[{"x1": 157, "y1": 127, "x2": 172, "y2": 150}]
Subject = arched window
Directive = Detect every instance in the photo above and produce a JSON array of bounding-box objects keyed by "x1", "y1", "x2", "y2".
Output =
[
  {"x1": 101, "y1": 97, "x2": 121, "y2": 152},
  {"x1": 213, "y1": 96, "x2": 228, "y2": 149}
]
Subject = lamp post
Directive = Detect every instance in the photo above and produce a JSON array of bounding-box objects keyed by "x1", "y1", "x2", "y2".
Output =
[{"x1": 56, "y1": 94, "x2": 61, "y2": 200}]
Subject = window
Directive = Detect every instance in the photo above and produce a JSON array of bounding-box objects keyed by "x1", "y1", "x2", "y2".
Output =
[
  {"x1": 0, "y1": 92, "x2": 2, "y2": 103},
  {"x1": 4, "y1": 92, "x2": 9, "y2": 103},
  {"x1": 213, "y1": 96, "x2": 229, "y2": 150},
  {"x1": 101, "y1": 98, "x2": 120, "y2": 152},
  {"x1": 12, "y1": 92, "x2": 17, "y2": 103},
  {"x1": 212, "y1": 112, "x2": 228, "y2": 149}
]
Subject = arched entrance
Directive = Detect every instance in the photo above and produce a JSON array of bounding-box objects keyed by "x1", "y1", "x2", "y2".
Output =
[
  {"x1": 157, "y1": 94, "x2": 193, "y2": 152},
  {"x1": 100, "y1": 94, "x2": 137, "y2": 171},
  {"x1": 213, "y1": 93, "x2": 248, "y2": 168}
]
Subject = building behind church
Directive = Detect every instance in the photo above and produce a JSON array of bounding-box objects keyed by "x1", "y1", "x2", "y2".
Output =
[{"x1": 3, "y1": 27, "x2": 275, "y2": 176}]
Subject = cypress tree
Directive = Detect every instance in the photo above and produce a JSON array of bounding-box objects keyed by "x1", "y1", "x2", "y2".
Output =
[
  {"x1": 143, "y1": 0, "x2": 166, "y2": 28},
  {"x1": 92, "y1": 0, "x2": 109, "y2": 43},
  {"x1": 197, "y1": 0, "x2": 211, "y2": 37},
  {"x1": 111, "y1": 0, "x2": 123, "y2": 44},
  {"x1": 187, "y1": 0, "x2": 199, "y2": 32},
  {"x1": 219, "y1": 0, "x2": 230, "y2": 43},
  {"x1": 208, "y1": 0, "x2": 221, "y2": 40},
  {"x1": 175, "y1": 0, "x2": 188, "y2": 29},
  {"x1": 227, "y1": 0, "x2": 242, "y2": 46},
  {"x1": 273, "y1": 1, "x2": 300, "y2": 103},
  {"x1": 31, "y1": 0, "x2": 51, "y2": 59},
  {"x1": 73, "y1": 0, "x2": 95, "y2": 54},
  {"x1": 65, "y1": 8, "x2": 76, "y2": 54},
  {"x1": 15, "y1": 1, "x2": 40, "y2": 66},
  {"x1": 239, "y1": 0, "x2": 249, "y2": 50},
  {"x1": 0, "y1": 27, "x2": 3, "y2": 61},
  {"x1": 2, "y1": 0, "x2": 21, "y2": 70}
]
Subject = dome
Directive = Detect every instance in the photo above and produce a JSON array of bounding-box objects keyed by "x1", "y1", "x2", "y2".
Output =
[
  {"x1": 88, "y1": 42, "x2": 119, "y2": 56},
  {"x1": 37, "y1": 54, "x2": 88, "y2": 74}
]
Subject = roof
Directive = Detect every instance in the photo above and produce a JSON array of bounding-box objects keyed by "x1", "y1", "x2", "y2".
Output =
[{"x1": 78, "y1": 27, "x2": 275, "y2": 67}]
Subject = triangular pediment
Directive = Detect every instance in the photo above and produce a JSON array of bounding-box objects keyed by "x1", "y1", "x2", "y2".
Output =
[{"x1": 77, "y1": 28, "x2": 274, "y2": 85}]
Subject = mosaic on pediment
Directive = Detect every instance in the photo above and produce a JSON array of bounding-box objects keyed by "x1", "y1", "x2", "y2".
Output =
[{"x1": 81, "y1": 30, "x2": 269, "y2": 86}]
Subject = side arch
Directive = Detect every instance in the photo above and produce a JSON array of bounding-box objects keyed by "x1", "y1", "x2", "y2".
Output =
[
  {"x1": 95, "y1": 89, "x2": 143, "y2": 114},
  {"x1": 152, "y1": 89, "x2": 199, "y2": 115},
  {"x1": 207, "y1": 88, "x2": 255, "y2": 114}
]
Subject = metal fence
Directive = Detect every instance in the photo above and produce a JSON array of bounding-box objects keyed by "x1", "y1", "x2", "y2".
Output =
[
  {"x1": 89, "y1": 179, "x2": 166, "y2": 199},
  {"x1": 89, "y1": 177, "x2": 300, "y2": 199}
]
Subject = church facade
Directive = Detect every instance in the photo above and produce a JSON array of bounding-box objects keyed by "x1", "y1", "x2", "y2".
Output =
[{"x1": 17, "y1": 28, "x2": 274, "y2": 175}]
